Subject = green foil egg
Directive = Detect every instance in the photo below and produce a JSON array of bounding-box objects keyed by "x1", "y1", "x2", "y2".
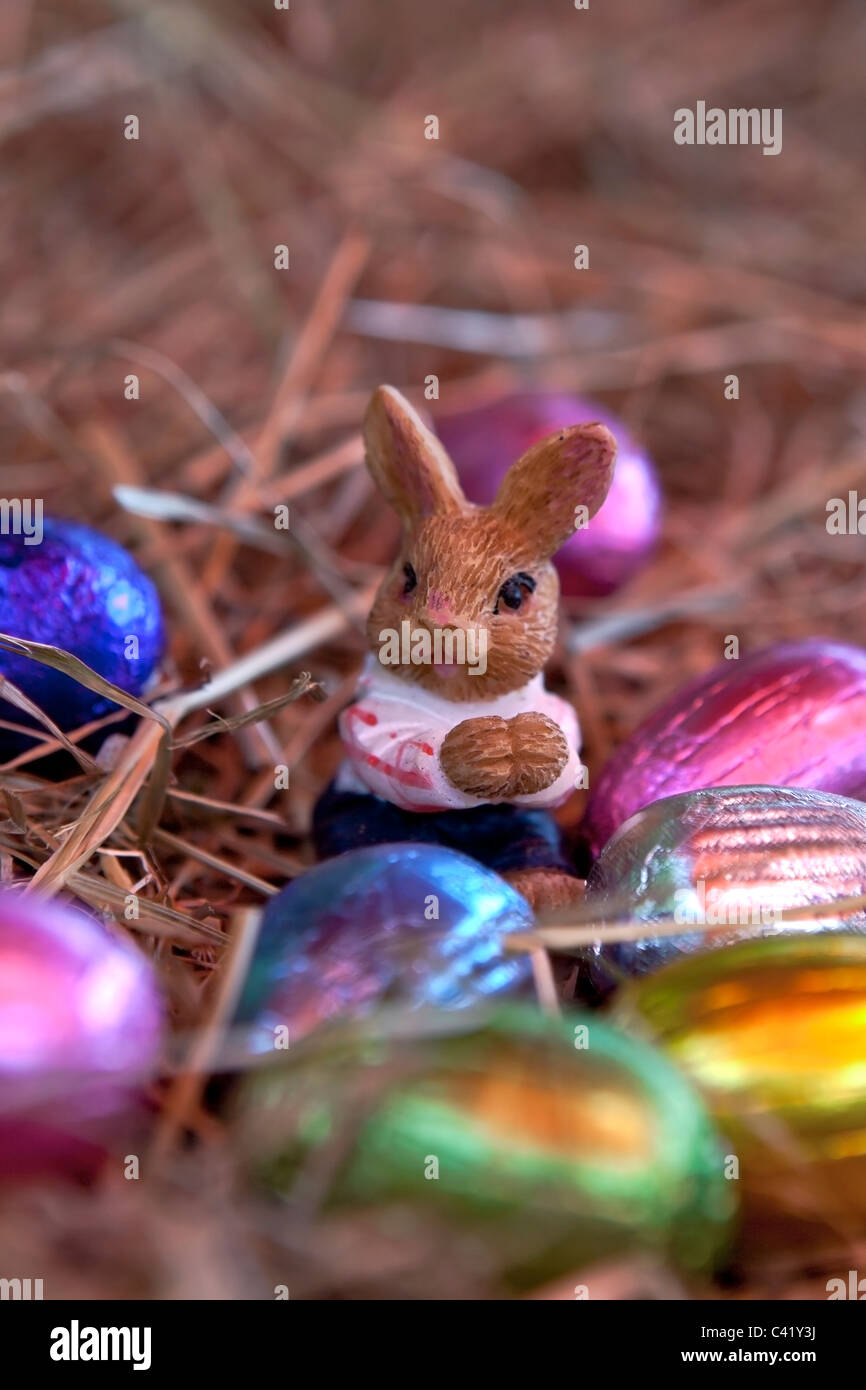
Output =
[
  {"x1": 617, "y1": 935, "x2": 866, "y2": 1226},
  {"x1": 233, "y1": 1005, "x2": 735, "y2": 1291}
]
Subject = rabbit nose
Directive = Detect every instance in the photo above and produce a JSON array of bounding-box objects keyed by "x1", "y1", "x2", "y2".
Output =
[
  {"x1": 418, "y1": 616, "x2": 479, "y2": 644},
  {"x1": 418, "y1": 599, "x2": 471, "y2": 632},
  {"x1": 425, "y1": 589, "x2": 453, "y2": 620},
  {"x1": 422, "y1": 591, "x2": 477, "y2": 627}
]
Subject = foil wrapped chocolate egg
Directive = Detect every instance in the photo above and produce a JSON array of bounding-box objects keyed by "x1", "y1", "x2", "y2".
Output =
[
  {"x1": 435, "y1": 392, "x2": 662, "y2": 597},
  {"x1": 582, "y1": 639, "x2": 866, "y2": 856},
  {"x1": 233, "y1": 1004, "x2": 735, "y2": 1291},
  {"x1": 0, "y1": 517, "x2": 164, "y2": 750},
  {"x1": 234, "y1": 843, "x2": 534, "y2": 1051},
  {"x1": 585, "y1": 786, "x2": 866, "y2": 979},
  {"x1": 617, "y1": 935, "x2": 866, "y2": 1225},
  {"x1": 0, "y1": 890, "x2": 162, "y2": 1179}
]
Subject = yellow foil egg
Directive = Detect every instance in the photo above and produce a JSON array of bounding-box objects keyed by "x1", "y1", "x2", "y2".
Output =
[{"x1": 618, "y1": 935, "x2": 866, "y2": 1244}]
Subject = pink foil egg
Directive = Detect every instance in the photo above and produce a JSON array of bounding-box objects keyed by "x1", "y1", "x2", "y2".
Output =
[
  {"x1": 434, "y1": 391, "x2": 662, "y2": 597},
  {"x1": 582, "y1": 639, "x2": 866, "y2": 857},
  {"x1": 0, "y1": 890, "x2": 162, "y2": 1179}
]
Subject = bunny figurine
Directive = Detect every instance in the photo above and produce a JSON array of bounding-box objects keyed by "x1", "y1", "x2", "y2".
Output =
[{"x1": 313, "y1": 385, "x2": 617, "y2": 911}]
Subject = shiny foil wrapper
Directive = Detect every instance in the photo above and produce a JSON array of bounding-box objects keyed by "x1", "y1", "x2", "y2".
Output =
[
  {"x1": 586, "y1": 785, "x2": 866, "y2": 978},
  {"x1": 0, "y1": 517, "x2": 164, "y2": 752},
  {"x1": 0, "y1": 890, "x2": 162, "y2": 1179},
  {"x1": 233, "y1": 1004, "x2": 735, "y2": 1291},
  {"x1": 582, "y1": 639, "x2": 866, "y2": 857},
  {"x1": 617, "y1": 935, "x2": 866, "y2": 1213},
  {"x1": 234, "y1": 843, "x2": 534, "y2": 1051},
  {"x1": 434, "y1": 392, "x2": 662, "y2": 598}
]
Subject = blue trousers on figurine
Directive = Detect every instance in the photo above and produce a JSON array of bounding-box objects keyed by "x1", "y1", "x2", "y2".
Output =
[{"x1": 313, "y1": 782, "x2": 577, "y2": 878}]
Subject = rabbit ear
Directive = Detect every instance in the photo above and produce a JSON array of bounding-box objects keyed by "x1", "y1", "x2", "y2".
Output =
[
  {"x1": 493, "y1": 422, "x2": 617, "y2": 559},
  {"x1": 364, "y1": 385, "x2": 467, "y2": 526}
]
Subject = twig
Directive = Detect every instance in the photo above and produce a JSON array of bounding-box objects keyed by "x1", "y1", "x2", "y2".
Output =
[
  {"x1": 150, "y1": 906, "x2": 262, "y2": 1157},
  {"x1": 25, "y1": 589, "x2": 373, "y2": 897}
]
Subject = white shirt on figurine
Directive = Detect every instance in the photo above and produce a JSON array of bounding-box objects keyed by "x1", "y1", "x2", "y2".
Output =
[{"x1": 335, "y1": 654, "x2": 582, "y2": 813}]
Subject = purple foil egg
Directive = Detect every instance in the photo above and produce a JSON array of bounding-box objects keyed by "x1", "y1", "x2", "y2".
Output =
[
  {"x1": 582, "y1": 639, "x2": 866, "y2": 858},
  {"x1": 435, "y1": 392, "x2": 662, "y2": 597},
  {"x1": 0, "y1": 517, "x2": 164, "y2": 750},
  {"x1": 234, "y1": 842, "x2": 534, "y2": 1050},
  {"x1": 0, "y1": 891, "x2": 162, "y2": 1179}
]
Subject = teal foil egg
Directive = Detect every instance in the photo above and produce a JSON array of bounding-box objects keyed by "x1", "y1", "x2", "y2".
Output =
[
  {"x1": 232, "y1": 1005, "x2": 736, "y2": 1292},
  {"x1": 234, "y1": 843, "x2": 535, "y2": 1050},
  {"x1": 585, "y1": 785, "x2": 866, "y2": 978}
]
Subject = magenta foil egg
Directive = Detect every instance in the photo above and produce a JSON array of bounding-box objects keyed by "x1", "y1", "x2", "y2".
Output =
[
  {"x1": 0, "y1": 891, "x2": 162, "y2": 1179},
  {"x1": 582, "y1": 639, "x2": 866, "y2": 857},
  {"x1": 434, "y1": 392, "x2": 662, "y2": 597}
]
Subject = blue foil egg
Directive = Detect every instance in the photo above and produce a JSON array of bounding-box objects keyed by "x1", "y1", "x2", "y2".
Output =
[
  {"x1": 0, "y1": 517, "x2": 164, "y2": 747},
  {"x1": 235, "y1": 843, "x2": 535, "y2": 1050}
]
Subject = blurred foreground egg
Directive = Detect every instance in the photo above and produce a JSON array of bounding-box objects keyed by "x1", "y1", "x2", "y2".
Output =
[
  {"x1": 0, "y1": 518, "x2": 163, "y2": 750},
  {"x1": 233, "y1": 1005, "x2": 735, "y2": 1291},
  {"x1": 0, "y1": 890, "x2": 162, "y2": 1179},
  {"x1": 618, "y1": 936, "x2": 866, "y2": 1228},
  {"x1": 235, "y1": 844, "x2": 534, "y2": 1050},
  {"x1": 582, "y1": 639, "x2": 866, "y2": 856},
  {"x1": 435, "y1": 392, "x2": 662, "y2": 597},
  {"x1": 585, "y1": 786, "x2": 866, "y2": 978}
]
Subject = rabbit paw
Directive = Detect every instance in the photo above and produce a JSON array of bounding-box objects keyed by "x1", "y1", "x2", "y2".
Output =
[
  {"x1": 440, "y1": 716, "x2": 515, "y2": 799},
  {"x1": 440, "y1": 712, "x2": 569, "y2": 800},
  {"x1": 505, "y1": 712, "x2": 569, "y2": 795}
]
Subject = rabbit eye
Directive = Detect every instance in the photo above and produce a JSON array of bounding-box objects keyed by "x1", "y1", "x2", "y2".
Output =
[
  {"x1": 494, "y1": 572, "x2": 535, "y2": 614},
  {"x1": 402, "y1": 562, "x2": 418, "y2": 595}
]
